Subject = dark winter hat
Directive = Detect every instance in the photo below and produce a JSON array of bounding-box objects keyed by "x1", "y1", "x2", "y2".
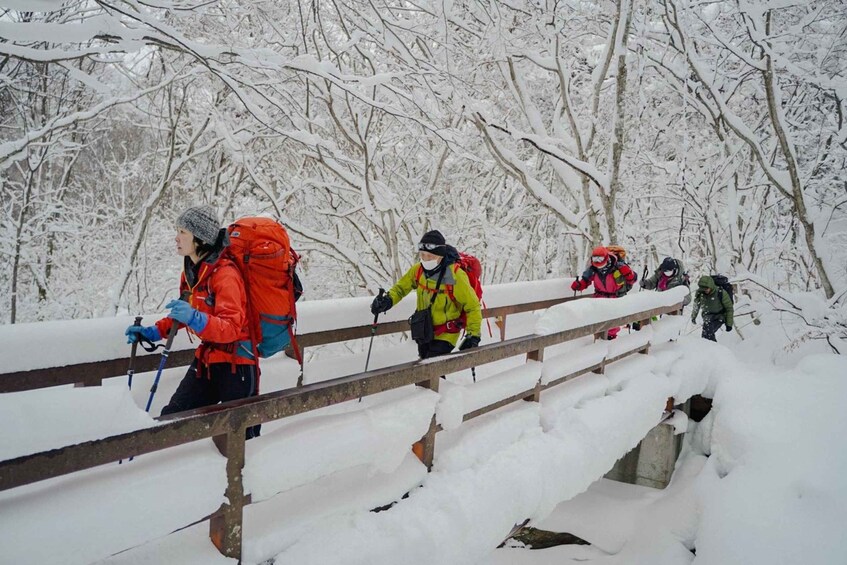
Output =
[
  {"x1": 660, "y1": 257, "x2": 677, "y2": 272},
  {"x1": 176, "y1": 205, "x2": 220, "y2": 246},
  {"x1": 418, "y1": 230, "x2": 447, "y2": 256}
]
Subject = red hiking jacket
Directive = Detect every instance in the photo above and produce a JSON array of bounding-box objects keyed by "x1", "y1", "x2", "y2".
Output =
[
  {"x1": 156, "y1": 254, "x2": 255, "y2": 367},
  {"x1": 573, "y1": 260, "x2": 636, "y2": 297}
]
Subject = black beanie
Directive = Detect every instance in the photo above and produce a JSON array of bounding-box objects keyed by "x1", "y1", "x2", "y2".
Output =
[
  {"x1": 419, "y1": 230, "x2": 447, "y2": 256},
  {"x1": 660, "y1": 257, "x2": 677, "y2": 272}
]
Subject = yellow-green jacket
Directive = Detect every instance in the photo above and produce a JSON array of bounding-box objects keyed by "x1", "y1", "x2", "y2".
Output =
[{"x1": 388, "y1": 261, "x2": 482, "y2": 346}]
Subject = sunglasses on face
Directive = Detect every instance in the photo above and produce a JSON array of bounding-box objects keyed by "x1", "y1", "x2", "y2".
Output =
[
  {"x1": 591, "y1": 255, "x2": 607, "y2": 264},
  {"x1": 418, "y1": 242, "x2": 444, "y2": 251}
]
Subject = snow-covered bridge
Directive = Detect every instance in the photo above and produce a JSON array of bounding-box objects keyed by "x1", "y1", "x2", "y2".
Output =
[{"x1": 1, "y1": 283, "x2": 710, "y2": 564}]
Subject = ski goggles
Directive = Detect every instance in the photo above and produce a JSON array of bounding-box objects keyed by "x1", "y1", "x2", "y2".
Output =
[
  {"x1": 418, "y1": 242, "x2": 445, "y2": 251},
  {"x1": 591, "y1": 255, "x2": 608, "y2": 265}
]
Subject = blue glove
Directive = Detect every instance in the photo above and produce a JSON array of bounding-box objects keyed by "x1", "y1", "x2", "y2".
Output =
[
  {"x1": 125, "y1": 325, "x2": 161, "y2": 344},
  {"x1": 166, "y1": 300, "x2": 208, "y2": 333}
]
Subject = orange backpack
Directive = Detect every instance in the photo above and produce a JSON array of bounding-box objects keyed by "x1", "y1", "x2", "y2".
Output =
[
  {"x1": 605, "y1": 245, "x2": 634, "y2": 294},
  {"x1": 606, "y1": 245, "x2": 627, "y2": 264},
  {"x1": 226, "y1": 217, "x2": 301, "y2": 362}
]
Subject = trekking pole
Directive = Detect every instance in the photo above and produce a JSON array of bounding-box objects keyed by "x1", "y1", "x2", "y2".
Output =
[
  {"x1": 144, "y1": 291, "x2": 190, "y2": 413},
  {"x1": 364, "y1": 288, "x2": 385, "y2": 373},
  {"x1": 460, "y1": 331, "x2": 477, "y2": 383},
  {"x1": 573, "y1": 277, "x2": 578, "y2": 297},
  {"x1": 360, "y1": 288, "x2": 386, "y2": 403},
  {"x1": 127, "y1": 316, "x2": 143, "y2": 390},
  {"x1": 120, "y1": 316, "x2": 143, "y2": 465}
]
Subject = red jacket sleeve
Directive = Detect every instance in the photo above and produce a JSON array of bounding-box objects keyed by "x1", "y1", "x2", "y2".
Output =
[
  {"x1": 574, "y1": 278, "x2": 591, "y2": 291},
  {"x1": 196, "y1": 264, "x2": 247, "y2": 344},
  {"x1": 155, "y1": 316, "x2": 177, "y2": 339},
  {"x1": 154, "y1": 275, "x2": 187, "y2": 339},
  {"x1": 619, "y1": 264, "x2": 636, "y2": 285}
]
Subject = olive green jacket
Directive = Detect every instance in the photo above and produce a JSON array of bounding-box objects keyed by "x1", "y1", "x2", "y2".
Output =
[
  {"x1": 640, "y1": 259, "x2": 691, "y2": 306},
  {"x1": 691, "y1": 275, "x2": 734, "y2": 326},
  {"x1": 388, "y1": 261, "x2": 482, "y2": 346}
]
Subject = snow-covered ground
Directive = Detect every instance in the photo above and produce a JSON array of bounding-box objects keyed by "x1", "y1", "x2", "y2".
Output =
[
  {"x1": 487, "y1": 350, "x2": 847, "y2": 565},
  {"x1": 1, "y1": 285, "x2": 845, "y2": 565}
]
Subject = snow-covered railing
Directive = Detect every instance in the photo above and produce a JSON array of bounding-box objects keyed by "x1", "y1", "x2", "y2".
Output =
[
  {"x1": 0, "y1": 288, "x2": 686, "y2": 563},
  {"x1": 0, "y1": 279, "x2": 582, "y2": 392}
]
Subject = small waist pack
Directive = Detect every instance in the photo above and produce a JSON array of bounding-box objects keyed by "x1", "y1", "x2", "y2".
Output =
[{"x1": 409, "y1": 309, "x2": 434, "y2": 344}]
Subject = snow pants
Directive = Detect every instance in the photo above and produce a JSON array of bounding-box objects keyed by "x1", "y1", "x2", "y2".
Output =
[
  {"x1": 161, "y1": 360, "x2": 261, "y2": 439},
  {"x1": 417, "y1": 339, "x2": 455, "y2": 359},
  {"x1": 701, "y1": 316, "x2": 724, "y2": 342},
  {"x1": 592, "y1": 294, "x2": 620, "y2": 339}
]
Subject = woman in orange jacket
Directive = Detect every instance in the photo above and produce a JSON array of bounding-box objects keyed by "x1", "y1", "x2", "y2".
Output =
[{"x1": 125, "y1": 206, "x2": 260, "y2": 437}]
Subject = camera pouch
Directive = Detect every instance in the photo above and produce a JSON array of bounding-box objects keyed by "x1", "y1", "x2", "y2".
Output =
[{"x1": 409, "y1": 308, "x2": 434, "y2": 344}]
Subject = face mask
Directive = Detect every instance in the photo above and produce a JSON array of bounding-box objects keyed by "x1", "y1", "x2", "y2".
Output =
[
  {"x1": 421, "y1": 259, "x2": 440, "y2": 271},
  {"x1": 663, "y1": 270, "x2": 674, "y2": 277}
]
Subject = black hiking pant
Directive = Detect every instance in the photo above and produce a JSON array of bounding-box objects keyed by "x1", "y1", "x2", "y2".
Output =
[
  {"x1": 417, "y1": 339, "x2": 455, "y2": 359},
  {"x1": 701, "y1": 316, "x2": 724, "y2": 342},
  {"x1": 418, "y1": 339, "x2": 456, "y2": 381},
  {"x1": 161, "y1": 360, "x2": 261, "y2": 439}
]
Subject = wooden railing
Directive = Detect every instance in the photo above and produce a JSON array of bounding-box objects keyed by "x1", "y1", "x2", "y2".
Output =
[
  {"x1": 0, "y1": 296, "x2": 583, "y2": 393},
  {"x1": 0, "y1": 299, "x2": 683, "y2": 562}
]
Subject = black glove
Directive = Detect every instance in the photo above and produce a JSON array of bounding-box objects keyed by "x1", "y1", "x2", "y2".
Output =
[
  {"x1": 725, "y1": 324, "x2": 732, "y2": 332},
  {"x1": 459, "y1": 335, "x2": 481, "y2": 350},
  {"x1": 370, "y1": 294, "x2": 393, "y2": 315}
]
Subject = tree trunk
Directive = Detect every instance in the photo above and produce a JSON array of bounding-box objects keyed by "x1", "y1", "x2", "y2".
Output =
[
  {"x1": 606, "y1": 0, "x2": 633, "y2": 246},
  {"x1": 761, "y1": 12, "x2": 835, "y2": 298}
]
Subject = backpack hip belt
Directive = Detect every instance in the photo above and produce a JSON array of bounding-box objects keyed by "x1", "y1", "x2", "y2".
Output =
[
  {"x1": 196, "y1": 340, "x2": 255, "y2": 377},
  {"x1": 594, "y1": 290, "x2": 619, "y2": 298},
  {"x1": 433, "y1": 319, "x2": 464, "y2": 336}
]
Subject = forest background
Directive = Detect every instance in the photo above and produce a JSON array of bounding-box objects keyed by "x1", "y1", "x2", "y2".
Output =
[{"x1": 1, "y1": 0, "x2": 844, "y2": 352}]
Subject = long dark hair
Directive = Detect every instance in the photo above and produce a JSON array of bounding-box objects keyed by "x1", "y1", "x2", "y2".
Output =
[{"x1": 193, "y1": 228, "x2": 227, "y2": 259}]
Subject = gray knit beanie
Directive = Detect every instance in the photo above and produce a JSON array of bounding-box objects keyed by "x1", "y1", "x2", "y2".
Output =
[{"x1": 176, "y1": 205, "x2": 220, "y2": 246}]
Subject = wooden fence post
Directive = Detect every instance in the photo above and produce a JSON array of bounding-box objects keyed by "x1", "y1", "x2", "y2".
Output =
[
  {"x1": 414, "y1": 376, "x2": 440, "y2": 470},
  {"x1": 495, "y1": 315, "x2": 507, "y2": 341},
  {"x1": 526, "y1": 349, "x2": 543, "y2": 402},
  {"x1": 210, "y1": 430, "x2": 246, "y2": 560},
  {"x1": 592, "y1": 360, "x2": 606, "y2": 375},
  {"x1": 639, "y1": 317, "x2": 651, "y2": 354}
]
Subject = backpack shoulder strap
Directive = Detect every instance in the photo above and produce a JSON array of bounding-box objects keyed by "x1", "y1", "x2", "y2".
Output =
[
  {"x1": 414, "y1": 264, "x2": 449, "y2": 308},
  {"x1": 445, "y1": 264, "x2": 464, "y2": 305}
]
